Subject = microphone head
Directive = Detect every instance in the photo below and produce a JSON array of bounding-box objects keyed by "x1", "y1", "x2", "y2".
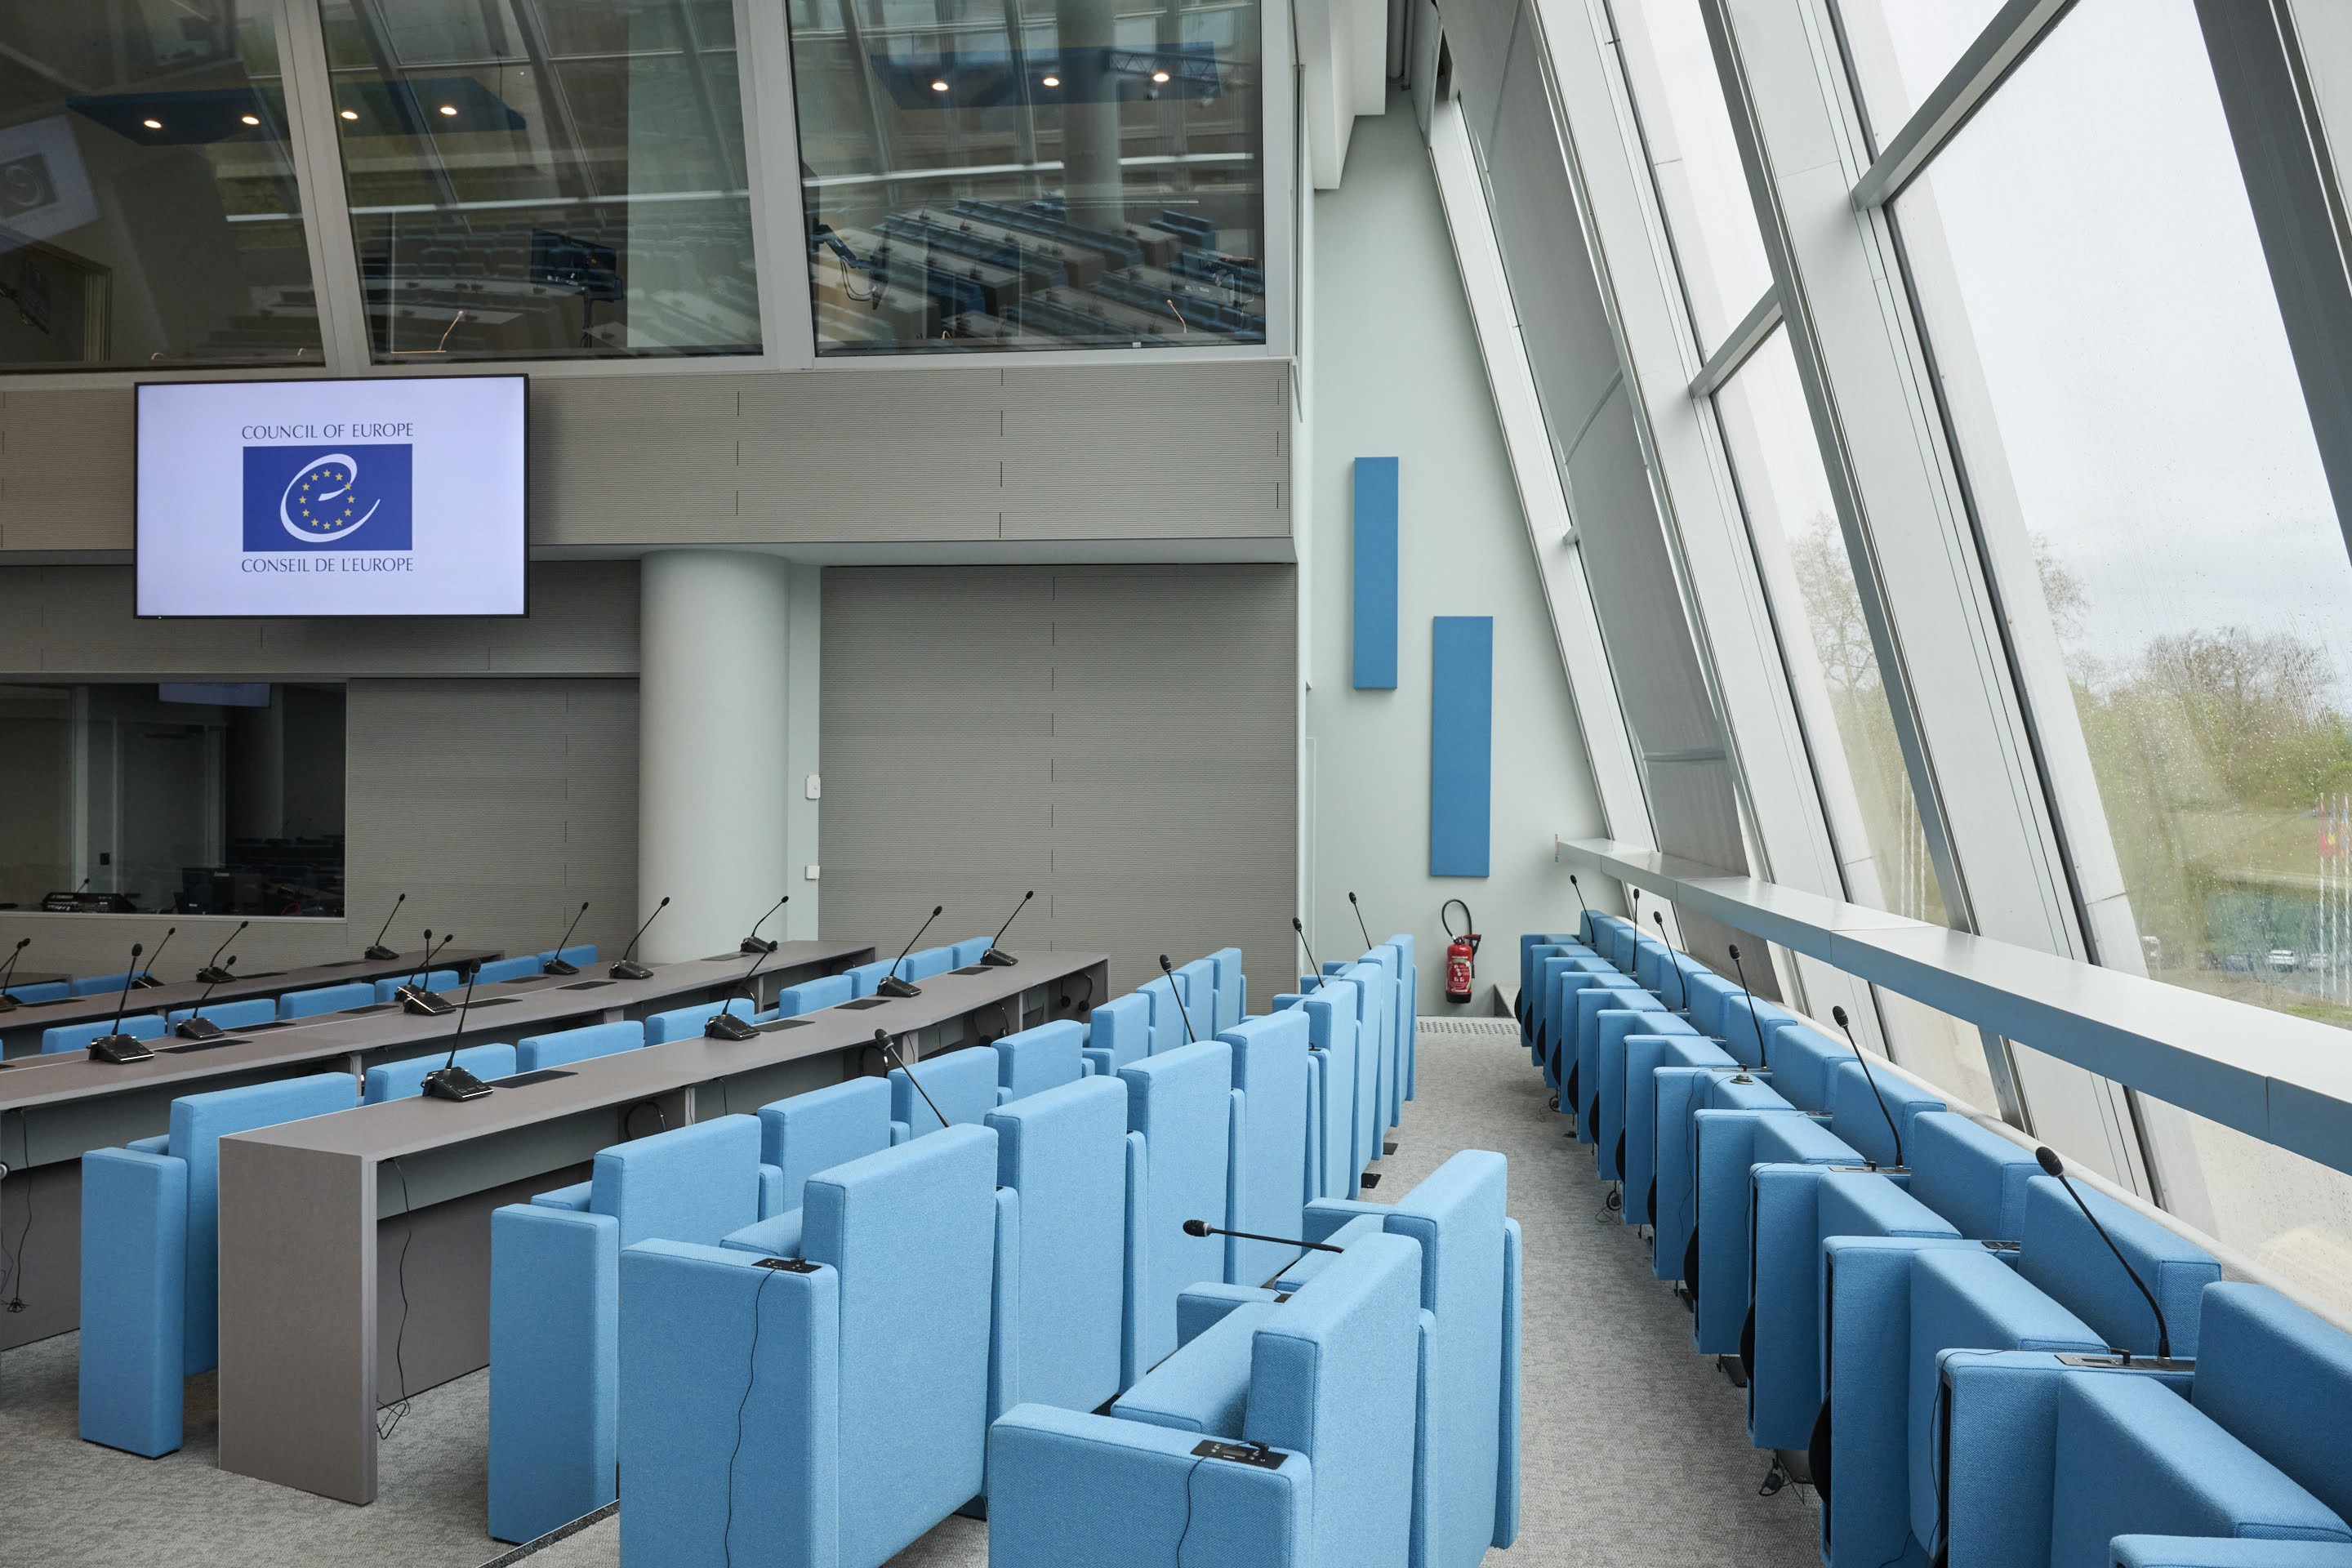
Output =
[
  {"x1": 1292, "y1": 916, "x2": 1303, "y2": 933},
  {"x1": 238, "y1": 919, "x2": 250, "y2": 932},
  {"x1": 1182, "y1": 1218, "x2": 1212, "y2": 1238},
  {"x1": 1832, "y1": 1004, "x2": 1849, "y2": 1027},
  {"x1": 225, "y1": 956, "x2": 238, "y2": 970},
  {"x1": 1727, "y1": 942, "x2": 1743, "y2": 962},
  {"x1": 130, "y1": 942, "x2": 143, "y2": 958},
  {"x1": 12, "y1": 938, "x2": 25, "y2": 951},
  {"x1": 657, "y1": 896, "x2": 671, "y2": 908},
  {"x1": 872, "y1": 1027, "x2": 890, "y2": 1045},
  {"x1": 1653, "y1": 911, "x2": 1664, "y2": 928},
  {"x1": 1569, "y1": 873, "x2": 1579, "y2": 885},
  {"x1": 580, "y1": 901, "x2": 590, "y2": 911},
  {"x1": 1348, "y1": 891, "x2": 1359, "y2": 906},
  {"x1": 2035, "y1": 1146, "x2": 2065, "y2": 1178},
  {"x1": 931, "y1": 905, "x2": 942, "y2": 916},
  {"x1": 1159, "y1": 954, "x2": 1174, "y2": 973}
]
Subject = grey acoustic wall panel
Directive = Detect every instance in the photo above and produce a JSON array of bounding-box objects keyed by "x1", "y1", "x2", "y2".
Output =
[{"x1": 821, "y1": 564, "x2": 1296, "y2": 1000}]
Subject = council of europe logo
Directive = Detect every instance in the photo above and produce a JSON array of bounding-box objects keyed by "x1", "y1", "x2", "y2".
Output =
[{"x1": 241, "y1": 444, "x2": 413, "y2": 550}]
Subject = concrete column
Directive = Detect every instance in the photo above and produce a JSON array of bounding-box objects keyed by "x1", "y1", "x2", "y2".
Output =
[
  {"x1": 1062, "y1": 0, "x2": 1125, "y2": 232},
  {"x1": 638, "y1": 550, "x2": 794, "y2": 962}
]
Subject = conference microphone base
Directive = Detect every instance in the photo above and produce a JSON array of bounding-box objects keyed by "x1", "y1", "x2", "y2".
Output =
[
  {"x1": 175, "y1": 1017, "x2": 227, "y2": 1041},
  {"x1": 399, "y1": 987, "x2": 457, "y2": 1016},
  {"x1": 0, "y1": 996, "x2": 15, "y2": 1013},
  {"x1": 609, "y1": 960, "x2": 654, "y2": 981},
  {"x1": 875, "y1": 976, "x2": 922, "y2": 999},
  {"x1": 363, "y1": 945, "x2": 399, "y2": 962},
  {"x1": 542, "y1": 958, "x2": 579, "y2": 977},
  {"x1": 980, "y1": 948, "x2": 1018, "y2": 968},
  {"x1": 705, "y1": 1011, "x2": 760, "y2": 1040},
  {"x1": 422, "y1": 1065, "x2": 492, "y2": 1102},
  {"x1": 2056, "y1": 1353, "x2": 2195, "y2": 1373},
  {"x1": 196, "y1": 966, "x2": 236, "y2": 984},
  {"x1": 131, "y1": 975, "x2": 164, "y2": 990},
  {"x1": 88, "y1": 1034, "x2": 155, "y2": 1064},
  {"x1": 739, "y1": 936, "x2": 779, "y2": 956}
]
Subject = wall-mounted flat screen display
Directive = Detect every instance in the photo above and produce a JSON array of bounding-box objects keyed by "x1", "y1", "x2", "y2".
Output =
[{"x1": 136, "y1": 376, "x2": 527, "y2": 617}]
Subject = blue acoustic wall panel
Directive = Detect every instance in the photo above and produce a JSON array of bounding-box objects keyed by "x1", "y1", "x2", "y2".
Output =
[
  {"x1": 1430, "y1": 616, "x2": 1494, "y2": 876},
  {"x1": 1353, "y1": 457, "x2": 1400, "y2": 689}
]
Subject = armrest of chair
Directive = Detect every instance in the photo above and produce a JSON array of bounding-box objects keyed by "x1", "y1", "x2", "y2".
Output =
[
  {"x1": 721, "y1": 1208, "x2": 804, "y2": 1259},
  {"x1": 889, "y1": 1119, "x2": 911, "y2": 1146},
  {"x1": 991, "y1": 1186, "x2": 1020, "y2": 1421},
  {"x1": 988, "y1": 1403, "x2": 1314, "y2": 1568},
  {"x1": 2111, "y1": 1539, "x2": 2352, "y2": 1567},
  {"x1": 1081, "y1": 1045, "x2": 1115, "y2": 1079},
  {"x1": 1303, "y1": 1051, "x2": 1325, "y2": 1203},
  {"x1": 1300, "y1": 1197, "x2": 1387, "y2": 1245},
  {"x1": 1179, "y1": 1283, "x2": 1280, "y2": 1348},
  {"x1": 532, "y1": 1181, "x2": 593, "y2": 1212},
  {"x1": 1123, "y1": 1129, "x2": 1149, "y2": 1388},
  {"x1": 488, "y1": 1202, "x2": 622, "y2": 1545},
  {"x1": 1495, "y1": 1216, "x2": 1521, "y2": 1550},
  {"x1": 127, "y1": 1134, "x2": 171, "y2": 1156},
  {"x1": 78, "y1": 1146, "x2": 189, "y2": 1458},
  {"x1": 758, "y1": 1161, "x2": 785, "y2": 1219},
  {"x1": 1113, "y1": 1298, "x2": 1276, "y2": 1438},
  {"x1": 1224, "y1": 1086, "x2": 1246, "y2": 1284}
]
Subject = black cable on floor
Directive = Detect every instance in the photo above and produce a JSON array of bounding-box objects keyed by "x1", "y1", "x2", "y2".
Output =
[
  {"x1": 723, "y1": 1266, "x2": 782, "y2": 1568},
  {"x1": 376, "y1": 1158, "x2": 415, "y2": 1441}
]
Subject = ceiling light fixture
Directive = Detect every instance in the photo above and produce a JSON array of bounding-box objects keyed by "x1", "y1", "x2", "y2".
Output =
[
  {"x1": 1041, "y1": 74, "x2": 1060, "y2": 87},
  {"x1": 340, "y1": 109, "x2": 359, "y2": 120},
  {"x1": 240, "y1": 114, "x2": 261, "y2": 126},
  {"x1": 932, "y1": 79, "x2": 950, "y2": 92},
  {"x1": 438, "y1": 104, "x2": 459, "y2": 116},
  {"x1": 142, "y1": 118, "x2": 163, "y2": 129},
  {"x1": 1152, "y1": 70, "x2": 1170, "y2": 82}
]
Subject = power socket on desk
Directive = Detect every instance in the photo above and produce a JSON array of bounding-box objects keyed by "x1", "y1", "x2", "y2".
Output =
[{"x1": 1192, "y1": 1440, "x2": 1285, "y2": 1469}]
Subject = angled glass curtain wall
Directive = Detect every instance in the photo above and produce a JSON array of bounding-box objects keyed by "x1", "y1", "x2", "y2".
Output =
[
  {"x1": 317, "y1": 0, "x2": 759, "y2": 361},
  {"x1": 786, "y1": 0, "x2": 1265, "y2": 353},
  {"x1": 0, "y1": 6, "x2": 319, "y2": 369},
  {"x1": 1839, "y1": 0, "x2": 2352, "y2": 1303}
]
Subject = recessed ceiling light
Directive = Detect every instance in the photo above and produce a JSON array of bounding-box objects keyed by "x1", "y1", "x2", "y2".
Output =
[
  {"x1": 340, "y1": 108, "x2": 359, "y2": 120},
  {"x1": 932, "y1": 79, "x2": 950, "y2": 92},
  {"x1": 438, "y1": 104, "x2": 458, "y2": 116},
  {"x1": 240, "y1": 114, "x2": 260, "y2": 126},
  {"x1": 141, "y1": 118, "x2": 163, "y2": 129},
  {"x1": 1152, "y1": 70, "x2": 1170, "y2": 82},
  {"x1": 1041, "y1": 74, "x2": 1060, "y2": 87}
]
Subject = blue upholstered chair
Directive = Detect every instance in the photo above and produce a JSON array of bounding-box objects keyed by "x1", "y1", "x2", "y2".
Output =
[
  {"x1": 1936, "y1": 1281, "x2": 2352, "y2": 1568},
  {"x1": 642, "y1": 996, "x2": 755, "y2": 1044},
  {"x1": 775, "y1": 973, "x2": 854, "y2": 1016},
  {"x1": 1380, "y1": 933, "x2": 1418, "y2": 1105},
  {"x1": 616, "y1": 1124, "x2": 1000, "y2": 1568},
  {"x1": 1217, "y1": 1010, "x2": 1312, "y2": 1286},
  {"x1": 1653, "y1": 1069, "x2": 1782, "y2": 1285},
  {"x1": 1273, "y1": 978, "x2": 1363, "y2": 1201},
  {"x1": 79, "y1": 1071, "x2": 359, "y2": 1456},
  {"x1": 1119, "y1": 1040, "x2": 1236, "y2": 1381},
  {"x1": 71, "y1": 971, "x2": 135, "y2": 997},
  {"x1": 1175, "y1": 956, "x2": 1218, "y2": 1036},
  {"x1": 365, "y1": 1045, "x2": 519, "y2": 1102},
  {"x1": 743, "y1": 1079, "x2": 910, "y2": 1239},
  {"x1": 1209, "y1": 945, "x2": 1247, "y2": 1033},
  {"x1": 905, "y1": 945, "x2": 956, "y2": 982},
  {"x1": 514, "y1": 1020, "x2": 644, "y2": 1073},
  {"x1": 1581, "y1": 995, "x2": 1691, "y2": 1164},
  {"x1": 487, "y1": 1115, "x2": 787, "y2": 1543},
  {"x1": 473, "y1": 955, "x2": 547, "y2": 984},
  {"x1": 5, "y1": 979, "x2": 69, "y2": 1004},
  {"x1": 890, "y1": 1046, "x2": 1000, "y2": 1134},
  {"x1": 372, "y1": 969, "x2": 458, "y2": 1004},
  {"x1": 2109, "y1": 1542, "x2": 2352, "y2": 1568},
  {"x1": 1816, "y1": 1174, "x2": 2220, "y2": 1568},
  {"x1": 1325, "y1": 959, "x2": 1393, "y2": 1180},
  {"x1": 991, "y1": 1229, "x2": 1427, "y2": 1568},
  {"x1": 163, "y1": 997, "x2": 277, "y2": 1032},
  {"x1": 1079, "y1": 991, "x2": 1151, "y2": 1078},
  {"x1": 1520, "y1": 941, "x2": 1599, "y2": 1061},
  {"x1": 948, "y1": 936, "x2": 991, "y2": 968},
  {"x1": 994, "y1": 1019, "x2": 1087, "y2": 1102},
  {"x1": 1538, "y1": 958, "x2": 1638, "y2": 1094},
  {"x1": 42, "y1": 1014, "x2": 166, "y2": 1054},
  {"x1": 278, "y1": 981, "x2": 376, "y2": 1019},
  {"x1": 1516, "y1": 932, "x2": 1586, "y2": 1036},
  {"x1": 842, "y1": 957, "x2": 896, "y2": 998},
  {"x1": 537, "y1": 943, "x2": 597, "y2": 968},
  {"x1": 1137, "y1": 972, "x2": 1194, "y2": 1054}
]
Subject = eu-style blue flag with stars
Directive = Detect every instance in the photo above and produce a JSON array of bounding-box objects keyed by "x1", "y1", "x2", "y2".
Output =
[{"x1": 241, "y1": 444, "x2": 413, "y2": 550}]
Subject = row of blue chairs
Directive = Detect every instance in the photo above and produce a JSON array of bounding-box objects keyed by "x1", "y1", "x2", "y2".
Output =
[{"x1": 1520, "y1": 915, "x2": 2352, "y2": 1568}]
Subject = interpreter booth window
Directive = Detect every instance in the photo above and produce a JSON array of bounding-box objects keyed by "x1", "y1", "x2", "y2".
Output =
[
  {"x1": 0, "y1": 684, "x2": 345, "y2": 918},
  {"x1": 0, "y1": 5, "x2": 320, "y2": 369},
  {"x1": 316, "y1": 0, "x2": 759, "y2": 361},
  {"x1": 787, "y1": 0, "x2": 1267, "y2": 352}
]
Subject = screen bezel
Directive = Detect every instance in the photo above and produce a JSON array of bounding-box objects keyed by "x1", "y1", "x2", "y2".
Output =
[{"x1": 133, "y1": 372, "x2": 531, "y2": 620}]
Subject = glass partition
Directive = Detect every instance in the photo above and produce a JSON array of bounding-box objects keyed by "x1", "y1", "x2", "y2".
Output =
[
  {"x1": 318, "y1": 0, "x2": 759, "y2": 361},
  {"x1": 1829, "y1": 0, "x2": 2004, "y2": 151},
  {"x1": 786, "y1": 0, "x2": 1266, "y2": 353},
  {"x1": 0, "y1": 6, "x2": 319, "y2": 369}
]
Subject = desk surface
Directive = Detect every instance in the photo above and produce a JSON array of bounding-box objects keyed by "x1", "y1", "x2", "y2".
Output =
[
  {"x1": 0, "y1": 941, "x2": 874, "y2": 1117},
  {"x1": 0, "y1": 947, "x2": 502, "y2": 1046}
]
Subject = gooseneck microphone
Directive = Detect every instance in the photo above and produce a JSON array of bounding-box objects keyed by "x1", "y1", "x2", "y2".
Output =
[
  {"x1": 611, "y1": 897, "x2": 670, "y2": 981},
  {"x1": 875, "y1": 905, "x2": 942, "y2": 1000},
  {"x1": 89, "y1": 942, "x2": 154, "y2": 1063},
  {"x1": 0, "y1": 938, "x2": 29, "y2": 1010},
  {"x1": 1652, "y1": 911, "x2": 1690, "y2": 1013},
  {"x1": 1569, "y1": 872, "x2": 1590, "y2": 921},
  {"x1": 2036, "y1": 1146, "x2": 2172, "y2": 1362},
  {"x1": 871, "y1": 1028, "x2": 947, "y2": 1129},
  {"x1": 1830, "y1": 1005, "x2": 1902, "y2": 1170},
  {"x1": 1726, "y1": 943, "x2": 1769, "y2": 1064},
  {"x1": 365, "y1": 894, "x2": 407, "y2": 961},
  {"x1": 1159, "y1": 955, "x2": 1197, "y2": 1044},
  {"x1": 706, "y1": 942, "x2": 776, "y2": 1040},
  {"x1": 198, "y1": 920, "x2": 248, "y2": 984},
  {"x1": 1348, "y1": 891, "x2": 1374, "y2": 952},
  {"x1": 980, "y1": 891, "x2": 1034, "y2": 968},
  {"x1": 397, "y1": 932, "x2": 457, "y2": 1016},
  {"x1": 1292, "y1": 917, "x2": 1325, "y2": 992},
  {"x1": 131, "y1": 926, "x2": 176, "y2": 988},
  {"x1": 1182, "y1": 1218, "x2": 1343, "y2": 1254},
  {"x1": 176, "y1": 956, "x2": 238, "y2": 1040},
  {"x1": 543, "y1": 902, "x2": 591, "y2": 976},
  {"x1": 739, "y1": 894, "x2": 788, "y2": 957},
  {"x1": 422, "y1": 967, "x2": 492, "y2": 1101}
]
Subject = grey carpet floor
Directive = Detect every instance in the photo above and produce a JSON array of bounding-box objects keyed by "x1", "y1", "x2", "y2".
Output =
[{"x1": 0, "y1": 1022, "x2": 1818, "y2": 1568}]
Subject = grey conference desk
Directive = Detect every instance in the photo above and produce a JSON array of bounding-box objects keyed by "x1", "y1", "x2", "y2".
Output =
[
  {"x1": 0, "y1": 941, "x2": 871, "y2": 1352},
  {"x1": 0, "y1": 947, "x2": 502, "y2": 1058},
  {"x1": 214, "y1": 949, "x2": 1107, "y2": 1505}
]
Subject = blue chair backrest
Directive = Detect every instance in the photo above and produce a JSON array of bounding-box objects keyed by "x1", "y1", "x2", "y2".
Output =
[
  {"x1": 2020, "y1": 1175, "x2": 2220, "y2": 1357},
  {"x1": 996, "y1": 1019, "x2": 1085, "y2": 1102},
  {"x1": 72, "y1": 972, "x2": 134, "y2": 997},
  {"x1": 1904, "y1": 1112, "x2": 2039, "y2": 1241},
  {"x1": 42, "y1": 1014, "x2": 166, "y2": 1054},
  {"x1": 1085, "y1": 991, "x2": 1152, "y2": 1071},
  {"x1": 516, "y1": 1020, "x2": 645, "y2": 1072},
  {"x1": 643, "y1": 996, "x2": 753, "y2": 1045},
  {"x1": 891, "y1": 1047, "x2": 999, "y2": 1134},
  {"x1": 279, "y1": 982, "x2": 376, "y2": 1019},
  {"x1": 1632, "y1": 935, "x2": 1673, "y2": 992},
  {"x1": 2191, "y1": 1282, "x2": 2352, "y2": 1526},
  {"x1": 987, "y1": 1076, "x2": 1129, "y2": 1415},
  {"x1": 365, "y1": 1044, "x2": 518, "y2": 1102},
  {"x1": 164, "y1": 996, "x2": 277, "y2": 1031},
  {"x1": 948, "y1": 937, "x2": 991, "y2": 968},
  {"x1": 1218, "y1": 1010, "x2": 1312, "y2": 1285},
  {"x1": 1828, "y1": 1058, "x2": 1944, "y2": 1169},
  {"x1": 1520, "y1": 933, "x2": 1581, "y2": 1004},
  {"x1": 1244, "y1": 1230, "x2": 1423, "y2": 1567},
  {"x1": 804, "y1": 1124, "x2": 1000, "y2": 1564},
  {"x1": 773, "y1": 973, "x2": 853, "y2": 1015},
  {"x1": 171, "y1": 1072, "x2": 357, "y2": 1369},
  {"x1": 373, "y1": 970, "x2": 458, "y2": 1004},
  {"x1": 6, "y1": 979, "x2": 69, "y2": 1004},
  {"x1": 1138, "y1": 973, "x2": 1191, "y2": 1054},
  {"x1": 842, "y1": 958, "x2": 896, "y2": 997},
  {"x1": 1276, "y1": 978, "x2": 1364, "y2": 1197},
  {"x1": 905, "y1": 946, "x2": 955, "y2": 982},
  {"x1": 537, "y1": 944, "x2": 597, "y2": 967},
  {"x1": 590, "y1": 1114, "x2": 764, "y2": 1248},
  {"x1": 473, "y1": 955, "x2": 546, "y2": 984},
  {"x1": 760, "y1": 1076, "x2": 903, "y2": 1202},
  {"x1": 1175, "y1": 957, "x2": 1218, "y2": 1036},
  {"x1": 1763, "y1": 1022, "x2": 1849, "y2": 1113},
  {"x1": 1120, "y1": 1040, "x2": 1234, "y2": 1370},
  {"x1": 1209, "y1": 946, "x2": 1245, "y2": 1033}
]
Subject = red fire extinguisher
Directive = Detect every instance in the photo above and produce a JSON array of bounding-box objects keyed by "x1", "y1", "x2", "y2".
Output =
[{"x1": 1442, "y1": 899, "x2": 1481, "y2": 1004}]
